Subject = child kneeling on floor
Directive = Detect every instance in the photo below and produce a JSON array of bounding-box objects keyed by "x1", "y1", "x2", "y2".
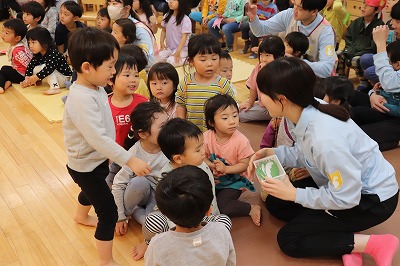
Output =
[
  {"x1": 145, "y1": 165, "x2": 236, "y2": 266},
  {"x1": 21, "y1": 27, "x2": 72, "y2": 95}
]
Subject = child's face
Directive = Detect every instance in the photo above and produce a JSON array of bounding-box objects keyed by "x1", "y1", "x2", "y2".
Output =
[
  {"x1": 389, "y1": 56, "x2": 400, "y2": 71},
  {"x1": 212, "y1": 105, "x2": 239, "y2": 137},
  {"x1": 262, "y1": 0, "x2": 272, "y2": 5},
  {"x1": 28, "y1": 39, "x2": 45, "y2": 55},
  {"x1": 391, "y1": 19, "x2": 400, "y2": 39},
  {"x1": 386, "y1": 0, "x2": 399, "y2": 13},
  {"x1": 284, "y1": 41, "x2": 293, "y2": 56},
  {"x1": 1, "y1": 27, "x2": 20, "y2": 45},
  {"x1": 23, "y1": 12, "x2": 39, "y2": 26},
  {"x1": 259, "y1": 52, "x2": 274, "y2": 67},
  {"x1": 259, "y1": 93, "x2": 283, "y2": 118},
  {"x1": 97, "y1": 15, "x2": 110, "y2": 29},
  {"x1": 111, "y1": 23, "x2": 126, "y2": 46},
  {"x1": 149, "y1": 75, "x2": 175, "y2": 104},
  {"x1": 178, "y1": 135, "x2": 205, "y2": 167},
  {"x1": 143, "y1": 112, "x2": 169, "y2": 146},
  {"x1": 59, "y1": 6, "x2": 77, "y2": 25},
  {"x1": 167, "y1": 0, "x2": 179, "y2": 10},
  {"x1": 191, "y1": 53, "x2": 220, "y2": 80},
  {"x1": 218, "y1": 58, "x2": 233, "y2": 81},
  {"x1": 86, "y1": 48, "x2": 118, "y2": 87},
  {"x1": 113, "y1": 64, "x2": 140, "y2": 96}
]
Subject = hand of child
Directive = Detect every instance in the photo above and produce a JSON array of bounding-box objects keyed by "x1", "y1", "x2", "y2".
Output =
[
  {"x1": 127, "y1": 157, "x2": 152, "y2": 176},
  {"x1": 115, "y1": 220, "x2": 128, "y2": 236},
  {"x1": 239, "y1": 100, "x2": 254, "y2": 112},
  {"x1": 202, "y1": 17, "x2": 210, "y2": 25},
  {"x1": 373, "y1": 82, "x2": 381, "y2": 91},
  {"x1": 26, "y1": 75, "x2": 39, "y2": 86},
  {"x1": 246, "y1": 3, "x2": 258, "y2": 22},
  {"x1": 373, "y1": 25, "x2": 390, "y2": 48},
  {"x1": 172, "y1": 51, "x2": 182, "y2": 65},
  {"x1": 259, "y1": 175, "x2": 296, "y2": 202},
  {"x1": 370, "y1": 93, "x2": 389, "y2": 113},
  {"x1": 20, "y1": 78, "x2": 30, "y2": 88},
  {"x1": 247, "y1": 148, "x2": 275, "y2": 179},
  {"x1": 214, "y1": 159, "x2": 226, "y2": 174},
  {"x1": 160, "y1": 43, "x2": 166, "y2": 51}
]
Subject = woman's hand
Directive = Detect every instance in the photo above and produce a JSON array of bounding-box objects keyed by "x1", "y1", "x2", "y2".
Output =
[
  {"x1": 247, "y1": 148, "x2": 274, "y2": 180},
  {"x1": 259, "y1": 175, "x2": 297, "y2": 201},
  {"x1": 370, "y1": 92, "x2": 389, "y2": 113},
  {"x1": 246, "y1": 3, "x2": 258, "y2": 22}
]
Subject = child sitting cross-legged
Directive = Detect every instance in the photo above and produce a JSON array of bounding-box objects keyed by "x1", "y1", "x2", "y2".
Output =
[
  {"x1": 131, "y1": 118, "x2": 232, "y2": 261},
  {"x1": 204, "y1": 94, "x2": 261, "y2": 226},
  {"x1": 145, "y1": 165, "x2": 236, "y2": 266}
]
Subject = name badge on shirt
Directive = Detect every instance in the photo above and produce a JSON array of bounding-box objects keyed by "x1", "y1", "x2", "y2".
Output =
[
  {"x1": 193, "y1": 237, "x2": 202, "y2": 247},
  {"x1": 327, "y1": 170, "x2": 343, "y2": 190}
]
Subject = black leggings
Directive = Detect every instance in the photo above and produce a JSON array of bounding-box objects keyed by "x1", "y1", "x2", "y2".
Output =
[
  {"x1": 216, "y1": 188, "x2": 251, "y2": 217},
  {"x1": 67, "y1": 160, "x2": 118, "y2": 241},
  {"x1": 0, "y1": 66, "x2": 25, "y2": 88},
  {"x1": 266, "y1": 178, "x2": 399, "y2": 258}
]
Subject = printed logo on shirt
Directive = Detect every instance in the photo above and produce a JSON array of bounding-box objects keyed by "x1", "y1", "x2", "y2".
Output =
[
  {"x1": 327, "y1": 170, "x2": 343, "y2": 190},
  {"x1": 325, "y1": 45, "x2": 335, "y2": 57}
]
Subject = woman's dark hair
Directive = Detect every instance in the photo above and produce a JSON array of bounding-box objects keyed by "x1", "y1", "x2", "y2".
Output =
[
  {"x1": 110, "y1": 54, "x2": 137, "y2": 84},
  {"x1": 256, "y1": 57, "x2": 350, "y2": 121},
  {"x1": 98, "y1": 7, "x2": 110, "y2": 20},
  {"x1": 123, "y1": 101, "x2": 166, "y2": 150},
  {"x1": 258, "y1": 35, "x2": 285, "y2": 60},
  {"x1": 120, "y1": 44, "x2": 147, "y2": 71},
  {"x1": 26, "y1": 27, "x2": 55, "y2": 52},
  {"x1": 68, "y1": 27, "x2": 120, "y2": 72},
  {"x1": 156, "y1": 166, "x2": 213, "y2": 228},
  {"x1": 114, "y1": 18, "x2": 137, "y2": 44},
  {"x1": 163, "y1": 0, "x2": 189, "y2": 26},
  {"x1": 285, "y1": 31, "x2": 309, "y2": 58},
  {"x1": 157, "y1": 118, "x2": 202, "y2": 161},
  {"x1": 322, "y1": 76, "x2": 354, "y2": 111},
  {"x1": 204, "y1": 94, "x2": 238, "y2": 131},
  {"x1": 147, "y1": 62, "x2": 179, "y2": 105},
  {"x1": 136, "y1": 0, "x2": 154, "y2": 24}
]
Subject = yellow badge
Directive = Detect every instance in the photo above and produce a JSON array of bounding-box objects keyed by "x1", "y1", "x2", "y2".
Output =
[
  {"x1": 326, "y1": 45, "x2": 335, "y2": 57},
  {"x1": 328, "y1": 170, "x2": 343, "y2": 190}
]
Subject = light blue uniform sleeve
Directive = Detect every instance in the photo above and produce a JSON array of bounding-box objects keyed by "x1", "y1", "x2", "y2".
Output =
[
  {"x1": 374, "y1": 52, "x2": 400, "y2": 93},
  {"x1": 295, "y1": 148, "x2": 363, "y2": 210},
  {"x1": 249, "y1": 9, "x2": 293, "y2": 37},
  {"x1": 274, "y1": 144, "x2": 306, "y2": 169},
  {"x1": 303, "y1": 26, "x2": 336, "y2": 78},
  {"x1": 135, "y1": 27, "x2": 155, "y2": 67}
]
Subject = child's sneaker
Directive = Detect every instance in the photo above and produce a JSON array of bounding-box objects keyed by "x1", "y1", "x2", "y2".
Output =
[{"x1": 249, "y1": 52, "x2": 257, "y2": 59}]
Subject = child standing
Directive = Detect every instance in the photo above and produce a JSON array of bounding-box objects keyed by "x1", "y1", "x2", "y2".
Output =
[
  {"x1": 159, "y1": 0, "x2": 191, "y2": 66},
  {"x1": 35, "y1": 0, "x2": 58, "y2": 39},
  {"x1": 112, "y1": 101, "x2": 169, "y2": 232},
  {"x1": 111, "y1": 18, "x2": 137, "y2": 47},
  {"x1": 239, "y1": 35, "x2": 285, "y2": 122},
  {"x1": 97, "y1": 7, "x2": 111, "y2": 32},
  {"x1": 21, "y1": 1, "x2": 46, "y2": 30},
  {"x1": 147, "y1": 62, "x2": 179, "y2": 118},
  {"x1": 108, "y1": 54, "x2": 148, "y2": 147},
  {"x1": 204, "y1": 94, "x2": 261, "y2": 226},
  {"x1": 0, "y1": 19, "x2": 32, "y2": 94},
  {"x1": 145, "y1": 166, "x2": 236, "y2": 266},
  {"x1": 63, "y1": 27, "x2": 151, "y2": 265},
  {"x1": 176, "y1": 33, "x2": 237, "y2": 132},
  {"x1": 55, "y1": 1, "x2": 85, "y2": 54},
  {"x1": 217, "y1": 50, "x2": 233, "y2": 81},
  {"x1": 21, "y1": 27, "x2": 72, "y2": 95},
  {"x1": 133, "y1": 0, "x2": 158, "y2": 34}
]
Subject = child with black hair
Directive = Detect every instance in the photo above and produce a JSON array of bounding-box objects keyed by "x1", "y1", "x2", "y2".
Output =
[
  {"x1": 133, "y1": 0, "x2": 158, "y2": 34},
  {"x1": 96, "y1": 7, "x2": 111, "y2": 32},
  {"x1": 322, "y1": 76, "x2": 354, "y2": 112},
  {"x1": 112, "y1": 101, "x2": 169, "y2": 233},
  {"x1": 239, "y1": 35, "x2": 285, "y2": 122},
  {"x1": 217, "y1": 50, "x2": 233, "y2": 81},
  {"x1": 55, "y1": 0, "x2": 85, "y2": 54},
  {"x1": 204, "y1": 94, "x2": 261, "y2": 226},
  {"x1": 64, "y1": 27, "x2": 152, "y2": 265},
  {"x1": 0, "y1": 18, "x2": 32, "y2": 94},
  {"x1": 21, "y1": 27, "x2": 72, "y2": 95},
  {"x1": 111, "y1": 18, "x2": 137, "y2": 47},
  {"x1": 147, "y1": 62, "x2": 179, "y2": 118},
  {"x1": 284, "y1": 31, "x2": 309, "y2": 59},
  {"x1": 132, "y1": 118, "x2": 231, "y2": 261},
  {"x1": 145, "y1": 166, "x2": 236, "y2": 266},
  {"x1": 35, "y1": 0, "x2": 58, "y2": 39},
  {"x1": 21, "y1": 1, "x2": 46, "y2": 30},
  {"x1": 120, "y1": 43, "x2": 151, "y2": 98},
  {"x1": 159, "y1": 0, "x2": 191, "y2": 66}
]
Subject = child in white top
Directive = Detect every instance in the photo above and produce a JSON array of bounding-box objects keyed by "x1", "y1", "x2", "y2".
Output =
[
  {"x1": 148, "y1": 62, "x2": 179, "y2": 118},
  {"x1": 159, "y1": 0, "x2": 192, "y2": 66}
]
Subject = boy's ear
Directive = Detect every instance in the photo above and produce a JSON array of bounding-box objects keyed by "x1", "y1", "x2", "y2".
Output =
[
  {"x1": 33, "y1": 16, "x2": 42, "y2": 23},
  {"x1": 172, "y1": 154, "x2": 183, "y2": 165},
  {"x1": 73, "y1": 16, "x2": 79, "y2": 22},
  {"x1": 393, "y1": 61, "x2": 400, "y2": 71},
  {"x1": 138, "y1": 131, "x2": 150, "y2": 140},
  {"x1": 81, "y1": 61, "x2": 91, "y2": 73},
  {"x1": 14, "y1": 35, "x2": 22, "y2": 43},
  {"x1": 205, "y1": 205, "x2": 212, "y2": 217}
]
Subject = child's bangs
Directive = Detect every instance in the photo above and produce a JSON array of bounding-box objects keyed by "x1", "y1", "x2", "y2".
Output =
[{"x1": 196, "y1": 44, "x2": 220, "y2": 56}]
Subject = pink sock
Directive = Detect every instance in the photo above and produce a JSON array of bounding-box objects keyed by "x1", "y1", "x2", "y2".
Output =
[
  {"x1": 342, "y1": 253, "x2": 362, "y2": 266},
  {"x1": 364, "y1": 234, "x2": 399, "y2": 266}
]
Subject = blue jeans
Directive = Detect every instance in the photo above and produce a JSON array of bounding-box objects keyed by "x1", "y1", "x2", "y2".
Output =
[
  {"x1": 207, "y1": 18, "x2": 241, "y2": 48},
  {"x1": 381, "y1": 90, "x2": 400, "y2": 118},
  {"x1": 360, "y1": 53, "x2": 379, "y2": 84}
]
